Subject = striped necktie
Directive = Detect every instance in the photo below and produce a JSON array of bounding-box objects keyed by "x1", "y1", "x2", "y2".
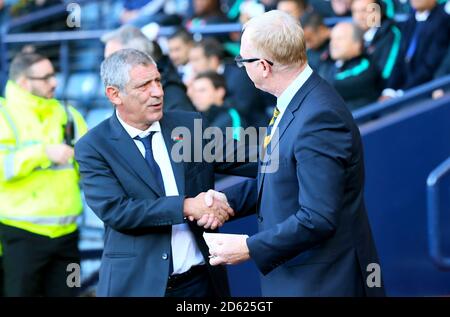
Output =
[{"x1": 263, "y1": 106, "x2": 280, "y2": 150}]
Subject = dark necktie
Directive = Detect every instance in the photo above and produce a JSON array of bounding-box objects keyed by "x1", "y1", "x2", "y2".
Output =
[
  {"x1": 135, "y1": 131, "x2": 173, "y2": 275},
  {"x1": 134, "y1": 132, "x2": 173, "y2": 274},
  {"x1": 135, "y1": 132, "x2": 166, "y2": 195},
  {"x1": 405, "y1": 21, "x2": 424, "y2": 63}
]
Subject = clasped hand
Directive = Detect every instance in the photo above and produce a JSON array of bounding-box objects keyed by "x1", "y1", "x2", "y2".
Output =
[{"x1": 183, "y1": 189, "x2": 233, "y2": 230}]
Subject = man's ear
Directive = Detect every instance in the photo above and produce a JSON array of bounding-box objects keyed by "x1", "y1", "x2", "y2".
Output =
[
  {"x1": 217, "y1": 87, "x2": 226, "y2": 101},
  {"x1": 261, "y1": 60, "x2": 271, "y2": 78},
  {"x1": 16, "y1": 75, "x2": 31, "y2": 91},
  {"x1": 105, "y1": 86, "x2": 122, "y2": 106}
]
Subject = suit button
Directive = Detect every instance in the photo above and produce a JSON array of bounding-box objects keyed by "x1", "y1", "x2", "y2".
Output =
[
  {"x1": 257, "y1": 216, "x2": 263, "y2": 223},
  {"x1": 162, "y1": 253, "x2": 168, "y2": 260}
]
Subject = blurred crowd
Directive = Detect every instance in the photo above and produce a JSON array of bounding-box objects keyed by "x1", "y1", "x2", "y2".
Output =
[{"x1": 0, "y1": 0, "x2": 449, "y2": 120}]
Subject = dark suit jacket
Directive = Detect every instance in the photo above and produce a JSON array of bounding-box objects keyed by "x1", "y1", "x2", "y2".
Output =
[
  {"x1": 157, "y1": 56, "x2": 195, "y2": 112},
  {"x1": 225, "y1": 72, "x2": 384, "y2": 296},
  {"x1": 387, "y1": 4, "x2": 450, "y2": 90},
  {"x1": 75, "y1": 111, "x2": 256, "y2": 296}
]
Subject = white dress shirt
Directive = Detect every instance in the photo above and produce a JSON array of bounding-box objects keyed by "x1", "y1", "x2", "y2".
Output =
[
  {"x1": 270, "y1": 64, "x2": 313, "y2": 137},
  {"x1": 116, "y1": 112, "x2": 204, "y2": 274}
]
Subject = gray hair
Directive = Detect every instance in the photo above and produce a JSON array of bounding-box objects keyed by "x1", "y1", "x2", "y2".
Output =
[
  {"x1": 100, "y1": 48, "x2": 156, "y2": 92},
  {"x1": 101, "y1": 25, "x2": 157, "y2": 59}
]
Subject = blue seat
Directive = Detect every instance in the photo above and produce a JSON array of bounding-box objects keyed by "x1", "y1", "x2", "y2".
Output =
[
  {"x1": 54, "y1": 72, "x2": 66, "y2": 100},
  {"x1": 65, "y1": 72, "x2": 100, "y2": 107},
  {"x1": 85, "y1": 108, "x2": 113, "y2": 129}
]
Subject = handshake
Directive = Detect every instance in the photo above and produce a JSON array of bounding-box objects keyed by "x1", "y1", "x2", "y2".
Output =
[{"x1": 183, "y1": 190, "x2": 233, "y2": 230}]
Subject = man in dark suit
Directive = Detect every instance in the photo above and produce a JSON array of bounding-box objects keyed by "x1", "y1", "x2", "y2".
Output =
[
  {"x1": 75, "y1": 49, "x2": 256, "y2": 297},
  {"x1": 208, "y1": 10, "x2": 384, "y2": 297},
  {"x1": 382, "y1": 0, "x2": 450, "y2": 99}
]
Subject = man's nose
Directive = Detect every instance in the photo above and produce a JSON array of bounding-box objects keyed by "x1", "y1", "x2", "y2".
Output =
[
  {"x1": 151, "y1": 84, "x2": 164, "y2": 98},
  {"x1": 49, "y1": 76, "x2": 57, "y2": 89}
]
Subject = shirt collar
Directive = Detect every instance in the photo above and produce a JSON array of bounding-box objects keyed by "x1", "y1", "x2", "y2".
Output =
[
  {"x1": 116, "y1": 110, "x2": 161, "y2": 139},
  {"x1": 415, "y1": 10, "x2": 430, "y2": 22},
  {"x1": 276, "y1": 64, "x2": 313, "y2": 114},
  {"x1": 217, "y1": 64, "x2": 225, "y2": 75},
  {"x1": 364, "y1": 27, "x2": 378, "y2": 44}
]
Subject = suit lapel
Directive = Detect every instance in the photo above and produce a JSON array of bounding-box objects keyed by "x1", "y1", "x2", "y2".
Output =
[
  {"x1": 160, "y1": 115, "x2": 185, "y2": 196},
  {"x1": 108, "y1": 113, "x2": 165, "y2": 196},
  {"x1": 257, "y1": 72, "x2": 322, "y2": 199}
]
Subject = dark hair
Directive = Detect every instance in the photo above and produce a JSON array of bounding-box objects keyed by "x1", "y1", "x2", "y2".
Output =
[
  {"x1": 300, "y1": 10, "x2": 325, "y2": 30},
  {"x1": 9, "y1": 52, "x2": 47, "y2": 81},
  {"x1": 194, "y1": 38, "x2": 225, "y2": 60},
  {"x1": 168, "y1": 27, "x2": 194, "y2": 44},
  {"x1": 279, "y1": 0, "x2": 309, "y2": 10},
  {"x1": 195, "y1": 71, "x2": 227, "y2": 90}
]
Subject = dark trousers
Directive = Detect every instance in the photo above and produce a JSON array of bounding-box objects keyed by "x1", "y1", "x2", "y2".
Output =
[
  {"x1": 164, "y1": 265, "x2": 215, "y2": 297},
  {"x1": 0, "y1": 256, "x2": 3, "y2": 297},
  {"x1": 0, "y1": 223, "x2": 80, "y2": 297}
]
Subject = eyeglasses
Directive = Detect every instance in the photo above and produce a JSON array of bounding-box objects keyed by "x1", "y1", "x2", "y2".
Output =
[
  {"x1": 235, "y1": 55, "x2": 274, "y2": 68},
  {"x1": 26, "y1": 73, "x2": 56, "y2": 82}
]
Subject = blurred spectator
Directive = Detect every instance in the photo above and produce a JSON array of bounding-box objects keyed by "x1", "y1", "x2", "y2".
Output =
[
  {"x1": 0, "y1": 52, "x2": 87, "y2": 296},
  {"x1": 239, "y1": 0, "x2": 266, "y2": 24},
  {"x1": 259, "y1": 0, "x2": 278, "y2": 10},
  {"x1": 308, "y1": 0, "x2": 335, "y2": 16},
  {"x1": 352, "y1": 0, "x2": 402, "y2": 87},
  {"x1": 277, "y1": 0, "x2": 309, "y2": 20},
  {"x1": 167, "y1": 27, "x2": 195, "y2": 84},
  {"x1": 331, "y1": 0, "x2": 353, "y2": 16},
  {"x1": 102, "y1": 25, "x2": 195, "y2": 112},
  {"x1": 382, "y1": 0, "x2": 450, "y2": 99},
  {"x1": 300, "y1": 10, "x2": 332, "y2": 77},
  {"x1": 189, "y1": 38, "x2": 274, "y2": 126},
  {"x1": 324, "y1": 22, "x2": 381, "y2": 110},
  {"x1": 187, "y1": 0, "x2": 229, "y2": 26},
  {"x1": 186, "y1": 0, "x2": 231, "y2": 42},
  {"x1": 190, "y1": 71, "x2": 245, "y2": 138},
  {"x1": 120, "y1": 0, "x2": 187, "y2": 27},
  {"x1": 301, "y1": 0, "x2": 352, "y2": 18}
]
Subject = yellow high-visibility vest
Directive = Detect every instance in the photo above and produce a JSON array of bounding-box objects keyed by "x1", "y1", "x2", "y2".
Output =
[{"x1": 0, "y1": 81, "x2": 87, "y2": 238}]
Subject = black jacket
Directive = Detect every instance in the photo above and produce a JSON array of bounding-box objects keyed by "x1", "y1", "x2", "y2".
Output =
[
  {"x1": 157, "y1": 55, "x2": 195, "y2": 112},
  {"x1": 365, "y1": 19, "x2": 402, "y2": 86},
  {"x1": 387, "y1": 4, "x2": 450, "y2": 90},
  {"x1": 323, "y1": 56, "x2": 381, "y2": 110}
]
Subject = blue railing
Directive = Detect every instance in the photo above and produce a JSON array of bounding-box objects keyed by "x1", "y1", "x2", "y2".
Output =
[
  {"x1": 427, "y1": 156, "x2": 450, "y2": 270},
  {"x1": 353, "y1": 75, "x2": 450, "y2": 124}
]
